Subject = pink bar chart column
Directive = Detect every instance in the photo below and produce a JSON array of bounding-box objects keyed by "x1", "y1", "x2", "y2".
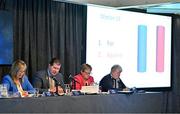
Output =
[{"x1": 156, "y1": 26, "x2": 165, "y2": 72}]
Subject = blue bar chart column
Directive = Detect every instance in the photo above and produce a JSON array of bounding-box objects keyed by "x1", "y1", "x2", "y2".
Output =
[{"x1": 137, "y1": 25, "x2": 147, "y2": 72}]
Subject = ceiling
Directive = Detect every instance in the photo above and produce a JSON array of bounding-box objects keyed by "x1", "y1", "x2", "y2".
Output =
[{"x1": 54, "y1": 0, "x2": 180, "y2": 14}]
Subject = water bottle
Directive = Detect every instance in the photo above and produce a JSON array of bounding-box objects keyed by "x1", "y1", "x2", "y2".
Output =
[{"x1": 0, "y1": 84, "x2": 8, "y2": 98}]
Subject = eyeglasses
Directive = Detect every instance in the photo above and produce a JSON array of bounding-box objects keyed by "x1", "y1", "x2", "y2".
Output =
[
  {"x1": 83, "y1": 71, "x2": 91, "y2": 75},
  {"x1": 17, "y1": 70, "x2": 25, "y2": 74}
]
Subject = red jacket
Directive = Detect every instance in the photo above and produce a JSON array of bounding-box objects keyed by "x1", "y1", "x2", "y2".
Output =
[{"x1": 73, "y1": 73, "x2": 94, "y2": 90}]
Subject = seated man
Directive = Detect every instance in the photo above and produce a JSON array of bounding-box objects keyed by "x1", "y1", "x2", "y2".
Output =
[
  {"x1": 72, "y1": 63, "x2": 94, "y2": 90},
  {"x1": 32, "y1": 58, "x2": 65, "y2": 95},
  {"x1": 99, "y1": 64, "x2": 128, "y2": 92}
]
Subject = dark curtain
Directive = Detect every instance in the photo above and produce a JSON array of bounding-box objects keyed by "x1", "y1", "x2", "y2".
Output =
[
  {"x1": 12, "y1": 0, "x2": 86, "y2": 83},
  {"x1": 172, "y1": 15, "x2": 180, "y2": 95},
  {"x1": 0, "y1": 0, "x2": 86, "y2": 83},
  {"x1": 166, "y1": 15, "x2": 180, "y2": 112}
]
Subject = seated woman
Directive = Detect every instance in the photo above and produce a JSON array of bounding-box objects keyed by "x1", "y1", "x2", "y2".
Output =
[
  {"x1": 2, "y1": 59, "x2": 35, "y2": 97},
  {"x1": 72, "y1": 63, "x2": 94, "y2": 90}
]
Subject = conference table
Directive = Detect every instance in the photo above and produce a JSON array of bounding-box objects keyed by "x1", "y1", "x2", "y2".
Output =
[{"x1": 0, "y1": 92, "x2": 167, "y2": 113}]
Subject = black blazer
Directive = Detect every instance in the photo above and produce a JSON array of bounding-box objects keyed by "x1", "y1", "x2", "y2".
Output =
[
  {"x1": 99, "y1": 74, "x2": 126, "y2": 92},
  {"x1": 32, "y1": 69, "x2": 65, "y2": 93}
]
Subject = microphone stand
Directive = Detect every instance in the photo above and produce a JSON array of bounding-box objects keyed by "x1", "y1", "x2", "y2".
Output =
[
  {"x1": 51, "y1": 76, "x2": 60, "y2": 96},
  {"x1": 55, "y1": 82, "x2": 59, "y2": 96},
  {"x1": 72, "y1": 79, "x2": 76, "y2": 90},
  {"x1": 69, "y1": 75, "x2": 80, "y2": 90}
]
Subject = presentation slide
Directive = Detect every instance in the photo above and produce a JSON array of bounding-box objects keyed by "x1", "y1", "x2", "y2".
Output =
[{"x1": 86, "y1": 5, "x2": 172, "y2": 88}]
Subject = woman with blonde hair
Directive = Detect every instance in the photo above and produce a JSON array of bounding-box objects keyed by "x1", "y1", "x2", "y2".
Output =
[
  {"x1": 2, "y1": 59, "x2": 35, "y2": 97},
  {"x1": 73, "y1": 63, "x2": 94, "y2": 90}
]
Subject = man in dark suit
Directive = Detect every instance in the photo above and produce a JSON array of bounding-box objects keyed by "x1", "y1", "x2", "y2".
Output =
[
  {"x1": 32, "y1": 58, "x2": 65, "y2": 95},
  {"x1": 99, "y1": 64, "x2": 128, "y2": 92}
]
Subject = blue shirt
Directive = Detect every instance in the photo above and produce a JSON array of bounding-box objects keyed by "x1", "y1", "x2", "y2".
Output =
[{"x1": 2, "y1": 74, "x2": 35, "y2": 93}]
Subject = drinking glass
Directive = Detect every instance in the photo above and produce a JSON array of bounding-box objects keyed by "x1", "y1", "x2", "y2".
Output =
[
  {"x1": 65, "y1": 84, "x2": 71, "y2": 95},
  {"x1": 34, "y1": 88, "x2": 39, "y2": 97},
  {"x1": 99, "y1": 86, "x2": 102, "y2": 94},
  {"x1": 0, "y1": 84, "x2": 8, "y2": 98}
]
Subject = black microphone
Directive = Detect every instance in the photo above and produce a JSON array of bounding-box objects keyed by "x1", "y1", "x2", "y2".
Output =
[
  {"x1": 69, "y1": 74, "x2": 73, "y2": 79},
  {"x1": 69, "y1": 74, "x2": 80, "y2": 84},
  {"x1": 51, "y1": 76, "x2": 61, "y2": 86}
]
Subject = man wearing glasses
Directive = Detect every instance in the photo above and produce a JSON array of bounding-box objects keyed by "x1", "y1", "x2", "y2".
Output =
[{"x1": 99, "y1": 64, "x2": 128, "y2": 92}]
